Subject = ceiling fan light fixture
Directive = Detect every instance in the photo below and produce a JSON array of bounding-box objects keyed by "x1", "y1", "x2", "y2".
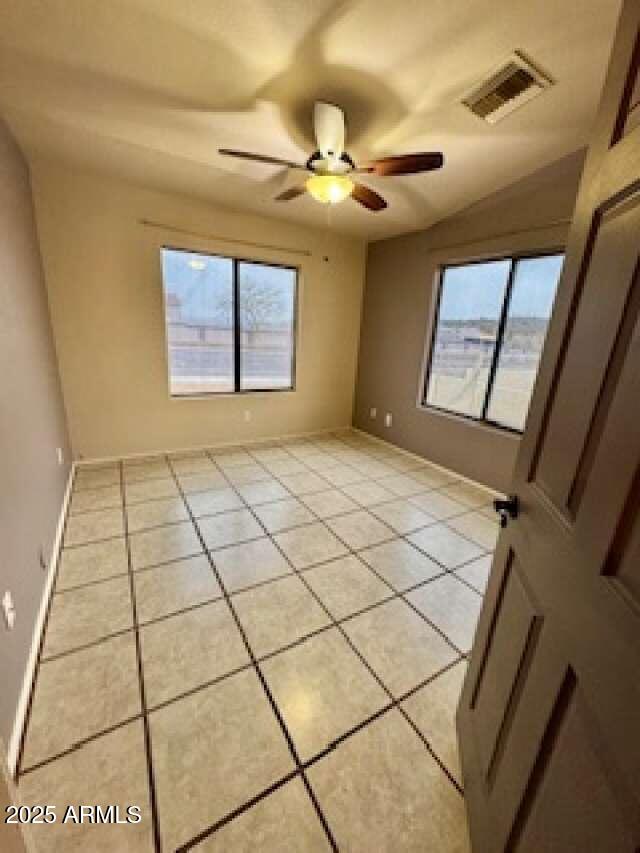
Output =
[
  {"x1": 220, "y1": 101, "x2": 444, "y2": 213},
  {"x1": 305, "y1": 174, "x2": 354, "y2": 204}
]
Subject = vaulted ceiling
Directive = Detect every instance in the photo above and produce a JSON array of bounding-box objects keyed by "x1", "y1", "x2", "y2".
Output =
[{"x1": 0, "y1": 0, "x2": 622, "y2": 239}]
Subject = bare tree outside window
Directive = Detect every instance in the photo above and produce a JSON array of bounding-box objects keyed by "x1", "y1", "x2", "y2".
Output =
[
  {"x1": 160, "y1": 249, "x2": 296, "y2": 396},
  {"x1": 239, "y1": 262, "x2": 295, "y2": 390}
]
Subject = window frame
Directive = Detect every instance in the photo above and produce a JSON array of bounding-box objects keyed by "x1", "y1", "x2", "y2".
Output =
[
  {"x1": 161, "y1": 245, "x2": 299, "y2": 398},
  {"x1": 420, "y1": 249, "x2": 564, "y2": 435}
]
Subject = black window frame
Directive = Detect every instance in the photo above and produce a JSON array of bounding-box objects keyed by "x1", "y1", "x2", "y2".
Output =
[
  {"x1": 161, "y1": 245, "x2": 299, "y2": 397},
  {"x1": 421, "y1": 249, "x2": 564, "y2": 434}
]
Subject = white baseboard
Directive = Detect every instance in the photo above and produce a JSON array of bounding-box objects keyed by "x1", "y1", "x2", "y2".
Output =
[
  {"x1": 4, "y1": 422, "x2": 493, "y2": 776},
  {"x1": 351, "y1": 427, "x2": 500, "y2": 497},
  {"x1": 74, "y1": 425, "x2": 351, "y2": 467},
  {"x1": 6, "y1": 423, "x2": 342, "y2": 772},
  {"x1": 6, "y1": 463, "x2": 75, "y2": 778}
]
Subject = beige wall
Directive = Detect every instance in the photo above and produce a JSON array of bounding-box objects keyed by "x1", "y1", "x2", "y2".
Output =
[
  {"x1": 31, "y1": 163, "x2": 366, "y2": 459},
  {"x1": 354, "y1": 151, "x2": 586, "y2": 493},
  {"x1": 0, "y1": 121, "x2": 71, "y2": 746}
]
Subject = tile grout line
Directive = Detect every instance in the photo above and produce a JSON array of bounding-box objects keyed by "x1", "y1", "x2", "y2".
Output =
[
  {"x1": 18, "y1": 712, "x2": 145, "y2": 778},
  {"x1": 206, "y1": 440, "x2": 493, "y2": 600},
  {"x1": 243, "y1": 441, "x2": 493, "y2": 554},
  {"x1": 18, "y1": 646, "x2": 463, "y2": 784},
  {"x1": 174, "y1": 770, "x2": 301, "y2": 853},
  {"x1": 39, "y1": 536, "x2": 486, "y2": 675},
  {"x1": 35, "y1": 556, "x2": 466, "y2": 688},
  {"x1": 449, "y1": 567, "x2": 489, "y2": 598},
  {"x1": 53, "y1": 568, "x2": 132, "y2": 595},
  {"x1": 300, "y1": 653, "x2": 466, "y2": 779},
  {"x1": 49, "y1": 468, "x2": 491, "y2": 663},
  {"x1": 26, "y1": 433, "x2": 490, "y2": 842},
  {"x1": 41, "y1": 624, "x2": 137, "y2": 664},
  {"x1": 235, "y1": 447, "x2": 481, "y2": 780},
  {"x1": 165, "y1": 454, "x2": 340, "y2": 853},
  {"x1": 228, "y1": 456, "x2": 458, "y2": 676},
  {"x1": 66, "y1": 454, "x2": 495, "y2": 554},
  {"x1": 272, "y1": 471, "x2": 471, "y2": 792},
  {"x1": 40, "y1": 551, "x2": 463, "y2": 678},
  {"x1": 248, "y1": 450, "x2": 497, "y2": 565},
  {"x1": 55, "y1": 441, "x2": 489, "y2": 668},
  {"x1": 119, "y1": 461, "x2": 163, "y2": 853},
  {"x1": 177, "y1": 653, "x2": 466, "y2": 852},
  {"x1": 256, "y1": 465, "x2": 476, "y2": 657},
  {"x1": 304, "y1": 478, "x2": 494, "y2": 601},
  {"x1": 147, "y1": 661, "x2": 253, "y2": 716},
  {"x1": 174, "y1": 453, "x2": 343, "y2": 850},
  {"x1": 243, "y1": 485, "x2": 468, "y2": 799},
  {"x1": 53, "y1": 506, "x2": 488, "y2": 600}
]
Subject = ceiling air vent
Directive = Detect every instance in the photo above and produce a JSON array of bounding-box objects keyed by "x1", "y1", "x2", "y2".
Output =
[{"x1": 463, "y1": 52, "x2": 553, "y2": 124}]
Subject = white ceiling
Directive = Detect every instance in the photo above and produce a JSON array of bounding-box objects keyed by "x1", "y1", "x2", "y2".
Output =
[{"x1": 0, "y1": 0, "x2": 622, "y2": 240}]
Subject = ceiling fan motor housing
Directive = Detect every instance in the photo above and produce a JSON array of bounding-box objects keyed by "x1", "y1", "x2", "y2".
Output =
[
  {"x1": 306, "y1": 150, "x2": 355, "y2": 175},
  {"x1": 219, "y1": 101, "x2": 443, "y2": 211}
]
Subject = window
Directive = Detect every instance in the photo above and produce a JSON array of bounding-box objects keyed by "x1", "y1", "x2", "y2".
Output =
[
  {"x1": 161, "y1": 248, "x2": 297, "y2": 396},
  {"x1": 239, "y1": 261, "x2": 296, "y2": 391},
  {"x1": 422, "y1": 252, "x2": 564, "y2": 432}
]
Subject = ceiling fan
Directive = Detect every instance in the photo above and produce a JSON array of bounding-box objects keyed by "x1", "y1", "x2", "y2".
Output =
[{"x1": 219, "y1": 102, "x2": 444, "y2": 212}]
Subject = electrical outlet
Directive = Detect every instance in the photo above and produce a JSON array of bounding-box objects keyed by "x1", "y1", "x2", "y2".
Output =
[
  {"x1": 370, "y1": 407, "x2": 377, "y2": 419},
  {"x1": 2, "y1": 590, "x2": 16, "y2": 630},
  {"x1": 56, "y1": 447, "x2": 64, "y2": 465},
  {"x1": 244, "y1": 410, "x2": 252, "y2": 423},
  {"x1": 384, "y1": 413, "x2": 393, "y2": 428}
]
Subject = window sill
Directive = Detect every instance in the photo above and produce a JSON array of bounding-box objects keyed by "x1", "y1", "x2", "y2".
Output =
[
  {"x1": 169, "y1": 388, "x2": 296, "y2": 401},
  {"x1": 416, "y1": 402, "x2": 522, "y2": 437}
]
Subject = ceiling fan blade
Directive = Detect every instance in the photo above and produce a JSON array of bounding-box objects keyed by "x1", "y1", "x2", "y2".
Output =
[
  {"x1": 313, "y1": 102, "x2": 345, "y2": 157},
  {"x1": 351, "y1": 183, "x2": 387, "y2": 212},
  {"x1": 275, "y1": 186, "x2": 307, "y2": 201},
  {"x1": 358, "y1": 152, "x2": 444, "y2": 176},
  {"x1": 218, "y1": 148, "x2": 304, "y2": 170}
]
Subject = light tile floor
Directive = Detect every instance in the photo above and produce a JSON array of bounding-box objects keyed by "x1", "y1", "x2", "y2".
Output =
[{"x1": 17, "y1": 430, "x2": 501, "y2": 852}]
